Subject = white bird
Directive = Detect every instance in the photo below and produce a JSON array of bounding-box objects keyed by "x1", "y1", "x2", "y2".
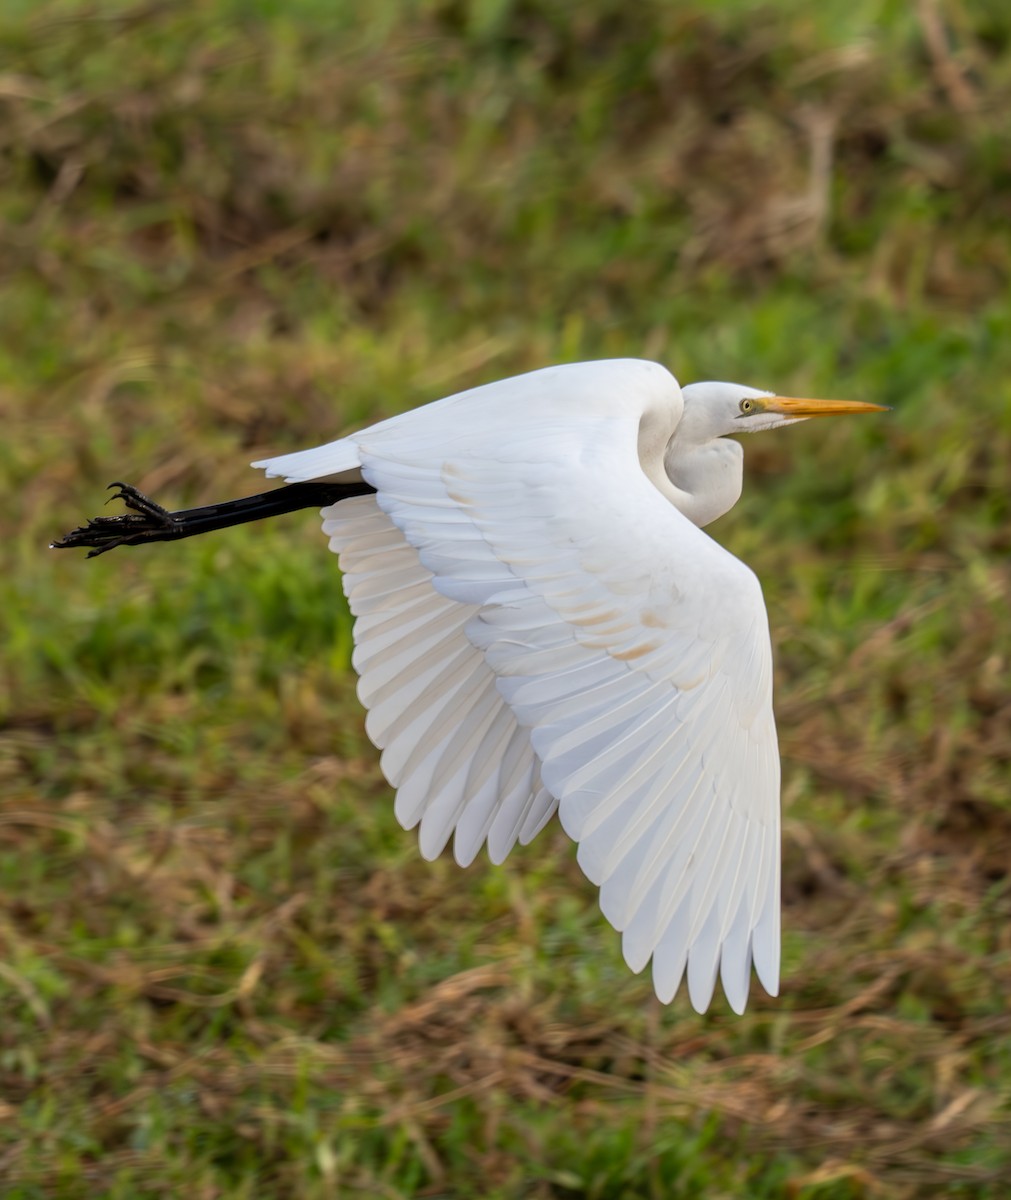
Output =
[{"x1": 54, "y1": 359, "x2": 886, "y2": 1013}]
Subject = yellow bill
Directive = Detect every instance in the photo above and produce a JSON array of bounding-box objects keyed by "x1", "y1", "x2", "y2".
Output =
[{"x1": 765, "y1": 396, "x2": 890, "y2": 417}]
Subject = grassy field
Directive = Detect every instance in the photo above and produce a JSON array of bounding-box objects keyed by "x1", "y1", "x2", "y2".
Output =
[{"x1": 2, "y1": 1, "x2": 1011, "y2": 1196}]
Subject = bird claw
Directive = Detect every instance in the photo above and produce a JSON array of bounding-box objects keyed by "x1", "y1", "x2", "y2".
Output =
[
  {"x1": 52, "y1": 481, "x2": 178, "y2": 556},
  {"x1": 105, "y1": 482, "x2": 176, "y2": 527}
]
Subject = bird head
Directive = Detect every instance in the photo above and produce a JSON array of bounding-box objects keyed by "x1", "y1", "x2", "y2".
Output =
[{"x1": 681, "y1": 382, "x2": 888, "y2": 438}]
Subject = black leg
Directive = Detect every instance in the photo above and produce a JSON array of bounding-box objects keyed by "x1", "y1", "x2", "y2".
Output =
[{"x1": 52, "y1": 479, "x2": 377, "y2": 558}]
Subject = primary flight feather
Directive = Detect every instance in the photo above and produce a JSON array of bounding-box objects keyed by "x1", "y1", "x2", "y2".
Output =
[{"x1": 55, "y1": 358, "x2": 885, "y2": 1013}]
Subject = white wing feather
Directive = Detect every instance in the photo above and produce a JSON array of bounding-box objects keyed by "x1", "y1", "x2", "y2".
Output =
[
  {"x1": 254, "y1": 360, "x2": 780, "y2": 1013},
  {"x1": 325, "y1": 496, "x2": 556, "y2": 867}
]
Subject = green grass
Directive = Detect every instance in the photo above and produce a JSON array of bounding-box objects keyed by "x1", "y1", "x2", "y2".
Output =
[{"x1": 2, "y1": 0, "x2": 1011, "y2": 1195}]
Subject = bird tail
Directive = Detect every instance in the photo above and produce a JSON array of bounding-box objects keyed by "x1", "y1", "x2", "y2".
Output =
[{"x1": 251, "y1": 437, "x2": 362, "y2": 483}]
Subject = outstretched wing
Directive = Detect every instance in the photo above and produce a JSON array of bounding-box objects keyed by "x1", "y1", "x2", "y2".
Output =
[{"x1": 256, "y1": 360, "x2": 780, "y2": 1013}]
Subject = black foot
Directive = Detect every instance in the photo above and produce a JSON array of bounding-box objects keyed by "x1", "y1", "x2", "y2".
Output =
[{"x1": 52, "y1": 481, "x2": 179, "y2": 557}]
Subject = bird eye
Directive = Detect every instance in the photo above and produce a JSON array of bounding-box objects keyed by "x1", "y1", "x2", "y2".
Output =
[{"x1": 739, "y1": 398, "x2": 754, "y2": 414}]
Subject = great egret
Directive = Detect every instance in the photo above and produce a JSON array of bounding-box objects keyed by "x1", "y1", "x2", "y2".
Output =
[{"x1": 54, "y1": 359, "x2": 886, "y2": 1013}]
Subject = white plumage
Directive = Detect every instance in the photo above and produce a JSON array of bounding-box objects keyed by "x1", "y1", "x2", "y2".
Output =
[{"x1": 253, "y1": 358, "x2": 883, "y2": 1013}]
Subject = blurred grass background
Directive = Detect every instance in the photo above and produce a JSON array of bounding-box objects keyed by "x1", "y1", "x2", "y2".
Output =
[{"x1": 2, "y1": 0, "x2": 1011, "y2": 1196}]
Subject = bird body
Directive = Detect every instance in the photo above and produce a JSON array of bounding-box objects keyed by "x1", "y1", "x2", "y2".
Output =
[
  {"x1": 250, "y1": 359, "x2": 884, "y2": 1014},
  {"x1": 55, "y1": 357, "x2": 884, "y2": 1014}
]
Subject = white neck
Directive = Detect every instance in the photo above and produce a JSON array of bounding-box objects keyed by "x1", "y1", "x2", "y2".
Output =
[{"x1": 663, "y1": 436, "x2": 743, "y2": 527}]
